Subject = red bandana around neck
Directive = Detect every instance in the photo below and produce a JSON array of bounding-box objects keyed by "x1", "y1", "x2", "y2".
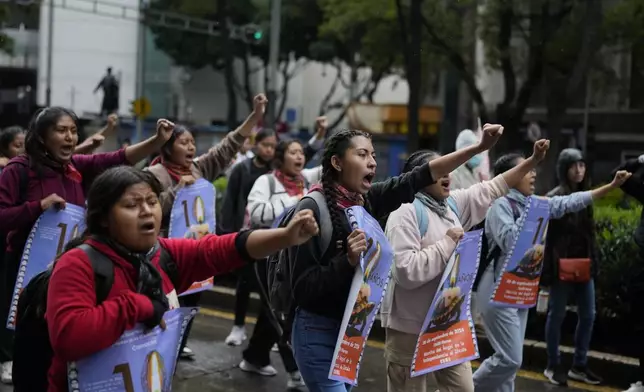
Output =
[
  {"x1": 151, "y1": 156, "x2": 193, "y2": 183},
  {"x1": 274, "y1": 169, "x2": 305, "y2": 197},
  {"x1": 309, "y1": 183, "x2": 364, "y2": 209}
]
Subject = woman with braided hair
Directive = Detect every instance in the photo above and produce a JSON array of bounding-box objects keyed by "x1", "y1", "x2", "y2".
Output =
[{"x1": 287, "y1": 125, "x2": 504, "y2": 392}]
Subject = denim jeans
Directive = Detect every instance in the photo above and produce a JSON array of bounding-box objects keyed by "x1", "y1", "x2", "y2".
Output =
[
  {"x1": 291, "y1": 308, "x2": 352, "y2": 392},
  {"x1": 545, "y1": 279, "x2": 596, "y2": 369},
  {"x1": 473, "y1": 267, "x2": 529, "y2": 392}
]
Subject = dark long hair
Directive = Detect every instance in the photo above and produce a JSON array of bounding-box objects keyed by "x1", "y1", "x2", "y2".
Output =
[
  {"x1": 62, "y1": 166, "x2": 164, "y2": 253},
  {"x1": 272, "y1": 139, "x2": 303, "y2": 170},
  {"x1": 160, "y1": 125, "x2": 190, "y2": 161},
  {"x1": 493, "y1": 153, "x2": 524, "y2": 176},
  {"x1": 320, "y1": 129, "x2": 372, "y2": 242},
  {"x1": 403, "y1": 150, "x2": 440, "y2": 174},
  {"x1": 25, "y1": 107, "x2": 79, "y2": 165},
  {"x1": 0, "y1": 126, "x2": 25, "y2": 158}
]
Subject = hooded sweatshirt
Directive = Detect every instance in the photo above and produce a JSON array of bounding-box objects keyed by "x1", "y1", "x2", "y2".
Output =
[
  {"x1": 542, "y1": 149, "x2": 599, "y2": 285},
  {"x1": 451, "y1": 129, "x2": 482, "y2": 190},
  {"x1": 0, "y1": 151, "x2": 126, "y2": 254},
  {"x1": 380, "y1": 175, "x2": 509, "y2": 339},
  {"x1": 147, "y1": 129, "x2": 245, "y2": 236},
  {"x1": 46, "y1": 232, "x2": 252, "y2": 392}
]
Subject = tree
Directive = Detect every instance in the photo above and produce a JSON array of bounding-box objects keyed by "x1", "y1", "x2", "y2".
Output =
[
  {"x1": 148, "y1": 0, "x2": 326, "y2": 127},
  {"x1": 419, "y1": 0, "x2": 577, "y2": 153},
  {"x1": 540, "y1": 0, "x2": 603, "y2": 189}
]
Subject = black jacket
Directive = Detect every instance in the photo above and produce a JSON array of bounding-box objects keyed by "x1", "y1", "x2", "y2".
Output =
[
  {"x1": 541, "y1": 185, "x2": 599, "y2": 285},
  {"x1": 613, "y1": 158, "x2": 644, "y2": 252},
  {"x1": 289, "y1": 162, "x2": 436, "y2": 320}
]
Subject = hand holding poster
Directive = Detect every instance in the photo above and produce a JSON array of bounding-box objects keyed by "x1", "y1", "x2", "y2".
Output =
[
  {"x1": 490, "y1": 196, "x2": 550, "y2": 308},
  {"x1": 8, "y1": 204, "x2": 85, "y2": 329},
  {"x1": 67, "y1": 307, "x2": 198, "y2": 392},
  {"x1": 168, "y1": 178, "x2": 216, "y2": 296},
  {"x1": 329, "y1": 206, "x2": 394, "y2": 385},
  {"x1": 411, "y1": 230, "x2": 482, "y2": 377}
]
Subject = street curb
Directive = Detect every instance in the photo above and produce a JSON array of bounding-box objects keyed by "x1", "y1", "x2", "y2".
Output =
[{"x1": 201, "y1": 285, "x2": 638, "y2": 389}]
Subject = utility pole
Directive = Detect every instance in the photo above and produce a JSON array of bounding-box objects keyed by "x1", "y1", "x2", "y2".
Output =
[
  {"x1": 135, "y1": 0, "x2": 146, "y2": 142},
  {"x1": 267, "y1": 0, "x2": 281, "y2": 128},
  {"x1": 45, "y1": 0, "x2": 54, "y2": 106}
]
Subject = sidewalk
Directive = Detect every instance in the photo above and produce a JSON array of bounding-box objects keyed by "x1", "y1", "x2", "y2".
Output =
[{"x1": 202, "y1": 284, "x2": 638, "y2": 391}]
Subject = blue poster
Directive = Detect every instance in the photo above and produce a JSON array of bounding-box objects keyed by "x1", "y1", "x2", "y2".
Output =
[
  {"x1": 168, "y1": 178, "x2": 216, "y2": 240},
  {"x1": 168, "y1": 178, "x2": 216, "y2": 296},
  {"x1": 7, "y1": 204, "x2": 86, "y2": 329},
  {"x1": 67, "y1": 307, "x2": 198, "y2": 392},
  {"x1": 329, "y1": 206, "x2": 394, "y2": 385},
  {"x1": 490, "y1": 196, "x2": 550, "y2": 308},
  {"x1": 411, "y1": 230, "x2": 482, "y2": 376}
]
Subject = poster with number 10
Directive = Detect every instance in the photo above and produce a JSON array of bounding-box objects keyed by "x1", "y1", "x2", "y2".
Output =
[
  {"x1": 168, "y1": 178, "x2": 216, "y2": 296},
  {"x1": 7, "y1": 204, "x2": 86, "y2": 329},
  {"x1": 67, "y1": 307, "x2": 198, "y2": 392},
  {"x1": 490, "y1": 196, "x2": 550, "y2": 308}
]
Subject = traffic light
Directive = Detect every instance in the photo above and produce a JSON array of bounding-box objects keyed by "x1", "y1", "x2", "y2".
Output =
[{"x1": 242, "y1": 24, "x2": 263, "y2": 45}]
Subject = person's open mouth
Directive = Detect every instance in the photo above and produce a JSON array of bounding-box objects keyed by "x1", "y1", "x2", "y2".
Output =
[
  {"x1": 440, "y1": 178, "x2": 450, "y2": 192},
  {"x1": 139, "y1": 221, "x2": 157, "y2": 235},
  {"x1": 362, "y1": 172, "x2": 375, "y2": 189}
]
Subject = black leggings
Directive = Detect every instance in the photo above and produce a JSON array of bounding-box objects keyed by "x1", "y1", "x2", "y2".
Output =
[
  {"x1": 233, "y1": 265, "x2": 256, "y2": 326},
  {"x1": 178, "y1": 292, "x2": 202, "y2": 352}
]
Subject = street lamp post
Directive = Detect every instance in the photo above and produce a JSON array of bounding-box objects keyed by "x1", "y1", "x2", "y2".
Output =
[{"x1": 266, "y1": 0, "x2": 281, "y2": 128}]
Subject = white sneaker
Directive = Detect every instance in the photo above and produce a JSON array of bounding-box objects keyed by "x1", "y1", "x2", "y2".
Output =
[
  {"x1": 624, "y1": 381, "x2": 644, "y2": 392},
  {"x1": 180, "y1": 346, "x2": 195, "y2": 359},
  {"x1": 225, "y1": 326, "x2": 246, "y2": 346},
  {"x1": 239, "y1": 360, "x2": 277, "y2": 376},
  {"x1": 287, "y1": 371, "x2": 306, "y2": 389},
  {"x1": 1, "y1": 361, "x2": 12, "y2": 384},
  {"x1": 271, "y1": 343, "x2": 279, "y2": 352}
]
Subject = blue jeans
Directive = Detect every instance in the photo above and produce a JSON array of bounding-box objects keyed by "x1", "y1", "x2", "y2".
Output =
[
  {"x1": 291, "y1": 308, "x2": 352, "y2": 392},
  {"x1": 545, "y1": 279, "x2": 596, "y2": 369},
  {"x1": 473, "y1": 267, "x2": 529, "y2": 392}
]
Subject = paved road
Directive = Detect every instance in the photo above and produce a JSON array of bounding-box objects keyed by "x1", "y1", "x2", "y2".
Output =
[
  {"x1": 0, "y1": 310, "x2": 617, "y2": 392},
  {"x1": 169, "y1": 310, "x2": 614, "y2": 392}
]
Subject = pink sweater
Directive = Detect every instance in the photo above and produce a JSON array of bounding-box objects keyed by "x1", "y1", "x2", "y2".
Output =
[{"x1": 380, "y1": 175, "x2": 509, "y2": 335}]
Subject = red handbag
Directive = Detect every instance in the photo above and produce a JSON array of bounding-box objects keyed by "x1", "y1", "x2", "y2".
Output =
[{"x1": 558, "y1": 258, "x2": 591, "y2": 283}]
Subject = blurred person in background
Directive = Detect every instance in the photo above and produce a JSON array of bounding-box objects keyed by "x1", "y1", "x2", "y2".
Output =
[
  {"x1": 610, "y1": 154, "x2": 644, "y2": 392},
  {"x1": 542, "y1": 148, "x2": 602, "y2": 387},
  {"x1": 0, "y1": 126, "x2": 26, "y2": 173}
]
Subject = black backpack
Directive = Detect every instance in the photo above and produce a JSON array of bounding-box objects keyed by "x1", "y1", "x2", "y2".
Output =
[
  {"x1": 12, "y1": 243, "x2": 179, "y2": 392},
  {"x1": 255, "y1": 191, "x2": 332, "y2": 345},
  {"x1": 472, "y1": 197, "x2": 521, "y2": 291}
]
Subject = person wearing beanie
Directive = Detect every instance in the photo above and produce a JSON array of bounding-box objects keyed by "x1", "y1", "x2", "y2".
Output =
[
  {"x1": 542, "y1": 148, "x2": 602, "y2": 387},
  {"x1": 611, "y1": 154, "x2": 644, "y2": 392},
  {"x1": 451, "y1": 129, "x2": 485, "y2": 190}
]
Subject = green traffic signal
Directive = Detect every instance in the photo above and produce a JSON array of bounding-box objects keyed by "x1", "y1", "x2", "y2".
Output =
[{"x1": 253, "y1": 31, "x2": 263, "y2": 40}]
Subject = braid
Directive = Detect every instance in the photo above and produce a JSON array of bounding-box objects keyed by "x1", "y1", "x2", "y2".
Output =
[{"x1": 320, "y1": 129, "x2": 372, "y2": 246}]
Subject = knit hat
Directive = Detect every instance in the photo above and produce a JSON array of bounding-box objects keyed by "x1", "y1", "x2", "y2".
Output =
[
  {"x1": 556, "y1": 148, "x2": 584, "y2": 182},
  {"x1": 455, "y1": 129, "x2": 478, "y2": 151}
]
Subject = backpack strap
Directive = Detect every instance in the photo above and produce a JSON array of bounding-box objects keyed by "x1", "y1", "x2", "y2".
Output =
[
  {"x1": 413, "y1": 197, "x2": 459, "y2": 239},
  {"x1": 413, "y1": 198, "x2": 429, "y2": 238},
  {"x1": 446, "y1": 197, "x2": 459, "y2": 217},
  {"x1": 77, "y1": 244, "x2": 114, "y2": 304},
  {"x1": 5, "y1": 160, "x2": 30, "y2": 204},
  {"x1": 267, "y1": 174, "x2": 276, "y2": 197},
  {"x1": 158, "y1": 246, "x2": 180, "y2": 289},
  {"x1": 306, "y1": 191, "x2": 333, "y2": 255},
  {"x1": 489, "y1": 196, "x2": 524, "y2": 278}
]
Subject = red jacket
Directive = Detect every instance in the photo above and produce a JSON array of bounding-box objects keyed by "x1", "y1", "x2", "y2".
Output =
[{"x1": 46, "y1": 233, "x2": 248, "y2": 391}]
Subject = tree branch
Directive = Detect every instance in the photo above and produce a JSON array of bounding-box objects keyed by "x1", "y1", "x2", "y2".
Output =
[
  {"x1": 498, "y1": 2, "x2": 516, "y2": 106},
  {"x1": 319, "y1": 66, "x2": 342, "y2": 115},
  {"x1": 277, "y1": 63, "x2": 290, "y2": 120},
  {"x1": 420, "y1": 13, "x2": 488, "y2": 118},
  {"x1": 564, "y1": 0, "x2": 603, "y2": 100}
]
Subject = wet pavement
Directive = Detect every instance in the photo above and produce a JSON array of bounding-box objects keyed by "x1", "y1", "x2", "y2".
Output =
[{"x1": 169, "y1": 311, "x2": 605, "y2": 392}]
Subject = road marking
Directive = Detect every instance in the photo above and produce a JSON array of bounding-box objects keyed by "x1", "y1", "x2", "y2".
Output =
[{"x1": 198, "y1": 308, "x2": 620, "y2": 392}]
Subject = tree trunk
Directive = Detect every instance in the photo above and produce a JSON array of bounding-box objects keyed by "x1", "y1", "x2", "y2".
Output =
[
  {"x1": 406, "y1": 0, "x2": 422, "y2": 152},
  {"x1": 217, "y1": 0, "x2": 237, "y2": 129}
]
